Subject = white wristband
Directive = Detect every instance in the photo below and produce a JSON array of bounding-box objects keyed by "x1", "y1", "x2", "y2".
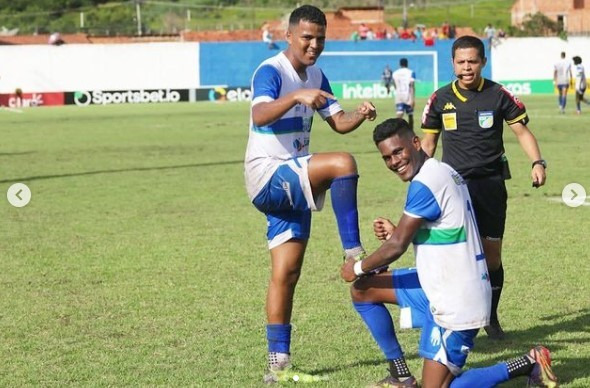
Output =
[{"x1": 353, "y1": 260, "x2": 366, "y2": 277}]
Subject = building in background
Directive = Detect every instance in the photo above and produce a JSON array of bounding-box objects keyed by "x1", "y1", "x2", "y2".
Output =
[{"x1": 511, "y1": 0, "x2": 590, "y2": 34}]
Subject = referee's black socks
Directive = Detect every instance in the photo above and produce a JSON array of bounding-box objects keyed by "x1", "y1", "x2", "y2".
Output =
[{"x1": 489, "y1": 264, "x2": 504, "y2": 323}]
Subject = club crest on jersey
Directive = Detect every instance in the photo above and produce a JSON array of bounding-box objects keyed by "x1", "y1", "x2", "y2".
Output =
[
  {"x1": 443, "y1": 102, "x2": 456, "y2": 110},
  {"x1": 478, "y1": 111, "x2": 494, "y2": 128}
]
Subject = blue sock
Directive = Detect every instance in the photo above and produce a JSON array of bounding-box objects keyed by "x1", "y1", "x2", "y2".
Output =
[
  {"x1": 330, "y1": 174, "x2": 361, "y2": 250},
  {"x1": 267, "y1": 324, "x2": 291, "y2": 353},
  {"x1": 450, "y1": 363, "x2": 509, "y2": 388},
  {"x1": 353, "y1": 302, "x2": 402, "y2": 359},
  {"x1": 558, "y1": 95, "x2": 563, "y2": 108},
  {"x1": 563, "y1": 97, "x2": 567, "y2": 108}
]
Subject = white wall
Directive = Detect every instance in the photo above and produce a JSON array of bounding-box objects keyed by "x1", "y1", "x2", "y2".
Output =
[
  {"x1": 0, "y1": 42, "x2": 200, "y2": 93},
  {"x1": 491, "y1": 37, "x2": 590, "y2": 81}
]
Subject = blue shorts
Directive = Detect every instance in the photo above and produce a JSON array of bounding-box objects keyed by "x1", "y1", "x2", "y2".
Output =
[
  {"x1": 396, "y1": 103, "x2": 413, "y2": 115},
  {"x1": 393, "y1": 268, "x2": 478, "y2": 375},
  {"x1": 557, "y1": 84, "x2": 569, "y2": 92},
  {"x1": 252, "y1": 156, "x2": 325, "y2": 249}
]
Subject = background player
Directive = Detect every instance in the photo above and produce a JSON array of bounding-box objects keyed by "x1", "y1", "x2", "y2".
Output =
[
  {"x1": 244, "y1": 4, "x2": 377, "y2": 383},
  {"x1": 572, "y1": 55, "x2": 589, "y2": 114},
  {"x1": 554, "y1": 51, "x2": 572, "y2": 114},
  {"x1": 392, "y1": 58, "x2": 416, "y2": 130}
]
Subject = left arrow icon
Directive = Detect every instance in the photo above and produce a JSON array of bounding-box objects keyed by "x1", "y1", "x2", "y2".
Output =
[{"x1": 7, "y1": 183, "x2": 31, "y2": 207}]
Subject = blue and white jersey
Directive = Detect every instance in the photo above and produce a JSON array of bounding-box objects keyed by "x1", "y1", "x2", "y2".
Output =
[
  {"x1": 554, "y1": 58, "x2": 572, "y2": 85},
  {"x1": 404, "y1": 158, "x2": 491, "y2": 330},
  {"x1": 245, "y1": 52, "x2": 343, "y2": 200},
  {"x1": 392, "y1": 67, "x2": 415, "y2": 105},
  {"x1": 574, "y1": 63, "x2": 587, "y2": 92}
]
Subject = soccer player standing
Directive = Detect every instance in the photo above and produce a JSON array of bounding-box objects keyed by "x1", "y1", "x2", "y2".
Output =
[
  {"x1": 420, "y1": 35, "x2": 547, "y2": 339},
  {"x1": 392, "y1": 58, "x2": 416, "y2": 130},
  {"x1": 554, "y1": 51, "x2": 573, "y2": 114},
  {"x1": 572, "y1": 55, "x2": 589, "y2": 114},
  {"x1": 244, "y1": 4, "x2": 377, "y2": 383},
  {"x1": 341, "y1": 118, "x2": 557, "y2": 387}
]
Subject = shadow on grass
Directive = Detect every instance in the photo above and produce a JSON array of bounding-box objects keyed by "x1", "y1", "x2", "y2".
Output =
[
  {"x1": 0, "y1": 159, "x2": 244, "y2": 184},
  {"x1": 471, "y1": 308, "x2": 590, "y2": 386},
  {"x1": 306, "y1": 352, "x2": 421, "y2": 376},
  {"x1": 306, "y1": 308, "x2": 589, "y2": 385}
]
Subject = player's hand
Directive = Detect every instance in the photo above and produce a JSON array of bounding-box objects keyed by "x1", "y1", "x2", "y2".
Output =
[
  {"x1": 531, "y1": 165, "x2": 546, "y2": 188},
  {"x1": 296, "y1": 89, "x2": 335, "y2": 110},
  {"x1": 373, "y1": 217, "x2": 395, "y2": 241},
  {"x1": 357, "y1": 101, "x2": 377, "y2": 121},
  {"x1": 340, "y1": 257, "x2": 357, "y2": 282}
]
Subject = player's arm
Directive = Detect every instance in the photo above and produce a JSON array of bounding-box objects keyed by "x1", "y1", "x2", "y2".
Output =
[
  {"x1": 252, "y1": 89, "x2": 335, "y2": 126},
  {"x1": 421, "y1": 131, "x2": 439, "y2": 157},
  {"x1": 420, "y1": 92, "x2": 441, "y2": 156},
  {"x1": 509, "y1": 121, "x2": 546, "y2": 187},
  {"x1": 341, "y1": 214, "x2": 423, "y2": 282},
  {"x1": 325, "y1": 101, "x2": 377, "y2": 134}
]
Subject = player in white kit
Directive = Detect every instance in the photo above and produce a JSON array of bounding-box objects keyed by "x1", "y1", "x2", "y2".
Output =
[{"x1": 392, "y1": 58, "x2": 416, "y2": 129}]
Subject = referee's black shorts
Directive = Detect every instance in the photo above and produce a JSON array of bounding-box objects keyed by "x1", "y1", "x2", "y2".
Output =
[{"x1": 466, "y1": 174, "x2": 507, "y2": 240}]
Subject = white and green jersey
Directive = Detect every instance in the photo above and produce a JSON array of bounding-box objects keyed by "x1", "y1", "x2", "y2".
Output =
[{"x1": 404, "y1": 158, "x2": 491, "y2": 330}]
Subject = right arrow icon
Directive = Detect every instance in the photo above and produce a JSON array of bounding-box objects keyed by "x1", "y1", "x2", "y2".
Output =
[{"x1": 562, "y1": 183, "x2": 586, "y2": 208}]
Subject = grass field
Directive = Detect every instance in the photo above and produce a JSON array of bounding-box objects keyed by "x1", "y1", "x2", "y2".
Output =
[{"x1": 1, "y1": 96, "x2": 589, "y2": 387}]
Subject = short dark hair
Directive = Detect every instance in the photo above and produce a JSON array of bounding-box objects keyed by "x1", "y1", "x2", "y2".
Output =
[
  {"x1": 289, "y1": 5, "x2": 327, "y2": 27},
  {"x1": 452, "y1": 35, "x2": 485, "y2": 60},
  {"x1": 373, "y1": 118, "x2": 414, "y2": 145},
  {"x1": 573, "y1": 55, "x2": 582, "y2": 65},
  {"x1": 561, "y1": 51, "x2": 566, "y2": 58},
  {"x1": 400, "y1": 58, "x2": 408, "y2": 67}
]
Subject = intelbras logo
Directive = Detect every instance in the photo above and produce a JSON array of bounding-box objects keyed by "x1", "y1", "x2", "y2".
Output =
[
  {"x1": 207, "y1": 87, "x2": 252, "y2": 102},
  {"x1": 73, "y1": 89, "x2": 182, "y2": 106}
]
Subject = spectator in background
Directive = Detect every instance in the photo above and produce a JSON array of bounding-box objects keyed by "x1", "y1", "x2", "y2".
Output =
[
  {"x1": 350, "y1": 30, "x2": 359, "y2": 42},
  {"x1": 441, "y1": 21, "x2": 450, "y2": 38},
  {"x1": 484, "y1": 23, "x2": 496, "y2": 45},
  {"x1": 497, "y1": 28, "x2": 506, "y2": 38},
  {"x1": 367, "y1": 28, "x2": 375, "y2": 40},
  {"x1": 448, "y1": 24, "x2": 457, "y2": 39},
  {"x1": 359, "y1": 23, "x2": 369, "y2": 40},
  {"x1": 413, "y1": 25, "x2": 423, "y2": 41},
  {"x1": 48, "y1": 32, "x2": 64, "y2": 45},
  {"x1": 424, "y1": 30, "x2": 435, "y2": 46}
]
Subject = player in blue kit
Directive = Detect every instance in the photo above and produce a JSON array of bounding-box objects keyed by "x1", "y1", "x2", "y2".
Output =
[
  {"x1": 341, "y1": 118, "x2": 557, "y2": 388},
  {"x1": 244, "y1": 5, "x2": 377, "y2": 383}
]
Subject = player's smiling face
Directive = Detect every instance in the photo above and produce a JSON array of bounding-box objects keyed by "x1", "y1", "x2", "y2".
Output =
[
  {"x1": 378, "y1": 134, "x2": 424, "y2": 182},
  {"x1": 286, "y1": 20, "x2": 326, "y2": 72},
  {"x1": 453, "y1": 47, "x2": 487, "y2": 89}
]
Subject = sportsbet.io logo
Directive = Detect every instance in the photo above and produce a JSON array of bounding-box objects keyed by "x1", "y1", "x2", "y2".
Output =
[
  {"x1": 74, "y1": 91, "x2": 92, "y2": 106},
  {"x1": 73, "y1": 89, "x2": 182, "y2": 106}
]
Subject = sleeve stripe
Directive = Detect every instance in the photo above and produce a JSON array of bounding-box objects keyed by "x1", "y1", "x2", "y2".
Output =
[
  {"x1": 422, "y1": 128, "x2": 441, "y2": 133},
  {"x1": 506, "y1": 112, "x2": 528, "y2": 125}
]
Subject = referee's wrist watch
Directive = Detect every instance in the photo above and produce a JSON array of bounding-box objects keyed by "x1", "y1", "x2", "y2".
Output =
[{"x1": 532, "y1": 159, "x2": 547, "y2": 169}]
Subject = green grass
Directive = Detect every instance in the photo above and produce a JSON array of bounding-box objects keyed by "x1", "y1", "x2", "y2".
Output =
[{"x1": 1, "y1": 97, "x2": 589, "y2": 386}]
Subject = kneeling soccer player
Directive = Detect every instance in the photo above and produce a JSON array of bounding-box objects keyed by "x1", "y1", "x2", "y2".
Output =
[{"x1": 341, "y1": 118, "x2": 558, "y2": 388}]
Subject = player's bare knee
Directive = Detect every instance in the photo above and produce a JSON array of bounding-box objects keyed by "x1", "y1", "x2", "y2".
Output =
[{"x1": 332, "y1": 152, "x2": 357, "y2": 175}]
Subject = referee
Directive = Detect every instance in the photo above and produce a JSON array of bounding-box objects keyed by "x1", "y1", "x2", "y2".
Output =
[{"x1": 420, "y1": 35, "x2": 547, "y2": 339}]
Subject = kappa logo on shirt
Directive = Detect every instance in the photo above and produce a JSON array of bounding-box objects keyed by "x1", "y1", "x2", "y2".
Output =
[{"x1": 443, "y1": 102, "x2": 456, "y2": 110}]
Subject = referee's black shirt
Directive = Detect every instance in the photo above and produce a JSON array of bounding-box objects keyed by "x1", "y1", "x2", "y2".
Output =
[{"x1": 421, "y1": 78, "x2": 528, "y2": 179}]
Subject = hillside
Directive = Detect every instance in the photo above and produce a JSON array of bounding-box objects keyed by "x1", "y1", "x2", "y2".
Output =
[{"x1": 0, "y1": 0, "x2": 513, "y2": 43}]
